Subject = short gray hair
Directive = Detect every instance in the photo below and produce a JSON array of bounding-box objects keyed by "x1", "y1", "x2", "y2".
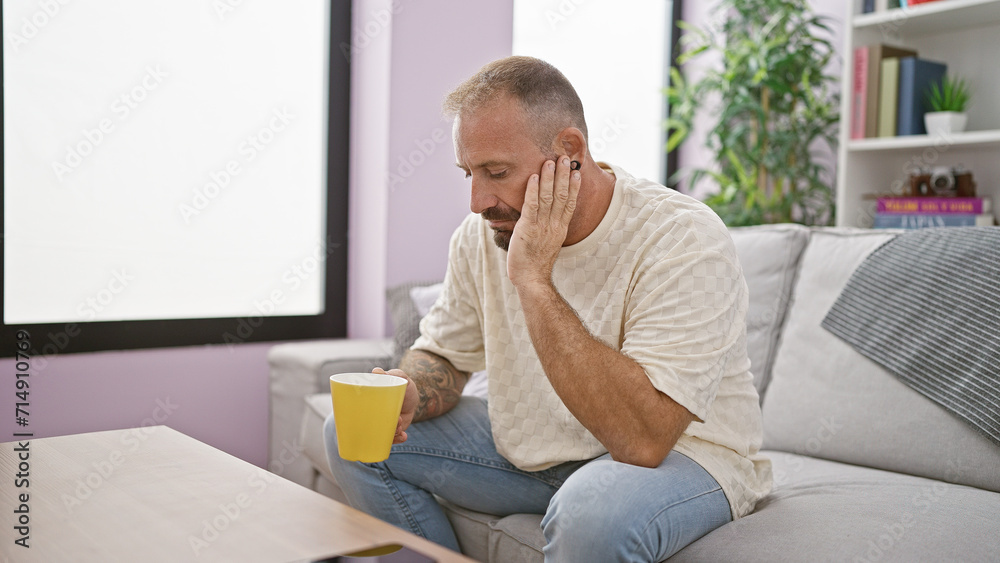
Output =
[{"x1": 443, "y1": 56, "x2": 589, "y2": 152}]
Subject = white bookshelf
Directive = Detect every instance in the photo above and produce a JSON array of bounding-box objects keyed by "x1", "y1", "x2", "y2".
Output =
[{"x1": 836, "y1": 0, "x2": 1000, "y2": 227}]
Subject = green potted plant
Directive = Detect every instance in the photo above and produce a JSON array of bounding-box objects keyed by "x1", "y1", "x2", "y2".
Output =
[
  {"x1": 924, "y1": 75, "x2": 971, "y2": 136},
  {"x1": 665, "y1": 0, "x2": 839, "y2": 226}
]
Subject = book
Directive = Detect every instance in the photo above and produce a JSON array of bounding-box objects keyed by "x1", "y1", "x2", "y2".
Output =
[
  {"x1": 851, "y1": 47, "x2": 869, "y2": 140},
  {"x1": 896, "y1": 56, "x2": 947, "y2": 136},
  {"x1": 878, "y1": 57, "x2": 900, "y2": 137},
  {"x1": 873, "y1": 213, "x2": 995, "y2": 229},
  {"x1": 865, "y1": 45, "x2": 917, "y2": 137},
  {"x1": 877, "y1": 197, "x2": 992, "y2": 214}
]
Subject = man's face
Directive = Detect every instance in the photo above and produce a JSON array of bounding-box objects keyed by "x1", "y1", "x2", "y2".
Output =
[{"x1": 454, "y1": 97, "x2": 554, "y2": 251}]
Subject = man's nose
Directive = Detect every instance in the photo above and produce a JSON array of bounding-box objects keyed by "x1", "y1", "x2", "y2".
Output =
[{"x1": 469, "y1": 176, "x2": 497, "y2": 214}]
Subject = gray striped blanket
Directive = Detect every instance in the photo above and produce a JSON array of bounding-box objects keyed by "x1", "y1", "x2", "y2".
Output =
[{"x1": 821, "y1": 227, "x2": 1000, "y2": 447}]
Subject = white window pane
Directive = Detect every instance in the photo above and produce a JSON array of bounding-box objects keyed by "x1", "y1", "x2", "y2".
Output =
[
  {"x1": 4, "y1": 0, "x2": 329, "y2": 323},
  {"x1": 513, "y1": 0, "x2": 669, "y2": 182}
]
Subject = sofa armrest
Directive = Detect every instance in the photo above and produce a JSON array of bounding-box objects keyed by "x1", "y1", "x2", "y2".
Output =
[{"x1": 267, "y1": 338, "x2": 393, "y2": 486}]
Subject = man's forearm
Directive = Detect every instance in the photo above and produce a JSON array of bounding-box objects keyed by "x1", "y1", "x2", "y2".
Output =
[
  {"x1": 514, "y1": 281, "x2": 695, "y2": 468},
  {"x1": 399, "y1": 349, "x2": 470, "y2": 422}
]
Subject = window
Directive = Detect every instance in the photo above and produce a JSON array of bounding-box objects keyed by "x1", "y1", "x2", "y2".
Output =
[
  {"x1": 2, "y1": 0, "x2": 350, "y2": 354},
  {"x1": 512, "y1": 0, "x2": 680, "y2": 184}
]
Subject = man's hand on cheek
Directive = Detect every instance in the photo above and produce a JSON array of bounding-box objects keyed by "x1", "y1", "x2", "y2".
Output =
[{"x1": 506, "y1": 157, "x2": 581, "y2": 287}]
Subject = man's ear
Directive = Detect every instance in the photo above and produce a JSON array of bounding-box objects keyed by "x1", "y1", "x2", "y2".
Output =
[{"x1": 555, "y1": 127, "x2": 587, "y2": 161}]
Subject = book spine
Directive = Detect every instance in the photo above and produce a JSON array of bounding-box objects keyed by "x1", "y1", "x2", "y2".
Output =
[
  {"x1": 873, "y1": 214, "x2": 982, "y2": 229},
  {"x1": 878, "y1": 57, "x2": 900, "y2": 137},
  {"x1": 896, "y1": 57, "x2": 947, "y2": 136},
  {"x1": 865, "y1": 47, "x2": 882, "y2": 138},
  {"x1": 852, "y1": 47, "x2": 869, "y2": 140},
  {"x1": 877, "y1": 197, "x2": 987, "y2": 214}
]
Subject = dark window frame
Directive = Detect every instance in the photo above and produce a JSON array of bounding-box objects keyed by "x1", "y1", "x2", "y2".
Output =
[
  {"x1": 664, "y1": 0, "x2": 684, "y2": 187},
  {"x1": 0, "y1": 1, "x2": 351, "y2": 357}
]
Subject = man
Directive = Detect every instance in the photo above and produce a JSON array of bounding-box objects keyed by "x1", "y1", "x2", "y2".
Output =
[{"x1": 325, "y1": 56, "x2": 771, "y2": 562}]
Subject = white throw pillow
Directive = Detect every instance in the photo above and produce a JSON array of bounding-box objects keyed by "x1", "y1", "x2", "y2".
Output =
[{"x1": 409, "y1": 283, "x2": 487, "y2": 398}]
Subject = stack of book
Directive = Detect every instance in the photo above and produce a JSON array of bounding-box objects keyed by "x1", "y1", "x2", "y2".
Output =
[
  {"x1": 851, "y1": 43, "x2": 946, "y2": 139},
  {"x1": 874, "y1": 197, "x2": 996, "y2": 229},
  {"x1": 851, "y1": 44, "x2": 948, "y2": 139},
  {"x1": 862, "y1": 0, "x2": 944, "y2": 13}
]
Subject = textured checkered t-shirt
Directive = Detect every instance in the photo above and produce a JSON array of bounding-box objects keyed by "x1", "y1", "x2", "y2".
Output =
[{"x1": 412, "y1": 163, "x2": 773, "y2": 519}]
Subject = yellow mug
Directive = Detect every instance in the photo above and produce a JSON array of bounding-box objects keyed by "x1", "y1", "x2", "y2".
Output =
[{"x1": 330, "y1": 372, "x2": 408, "y2": 462}]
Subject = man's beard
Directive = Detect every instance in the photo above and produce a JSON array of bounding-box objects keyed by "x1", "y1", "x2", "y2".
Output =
[{"x1": 481, "y1": 206, "x2": 520, "y2": 251}]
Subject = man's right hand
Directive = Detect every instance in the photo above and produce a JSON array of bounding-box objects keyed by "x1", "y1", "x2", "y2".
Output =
[{"x1": 374, "y1": 367, "x2": 419, "y2": 444}]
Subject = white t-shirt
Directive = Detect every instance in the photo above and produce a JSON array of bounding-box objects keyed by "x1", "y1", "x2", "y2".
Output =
[{"x1": 412, "y1": 163, "x2": 772, "y2": 519}]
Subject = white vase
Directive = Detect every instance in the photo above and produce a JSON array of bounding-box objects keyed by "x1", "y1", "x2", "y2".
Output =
[{"x1": 924, "y1": 111, "x2": 968, "y2": 136}]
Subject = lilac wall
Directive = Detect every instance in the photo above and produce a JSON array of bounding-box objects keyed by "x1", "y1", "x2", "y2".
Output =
[
  {"x1": 348, "y1": 0, "x2": 514, "y2": 338},
  {"x1": 384, "y1": 1, "x2": 514, "y2": 289},
  {"x1": 1, "y1": 342, "x2": 273, "y2": 466},
  {"x1": 346, "y1": 0, "x2": 393, "y2": 339}
]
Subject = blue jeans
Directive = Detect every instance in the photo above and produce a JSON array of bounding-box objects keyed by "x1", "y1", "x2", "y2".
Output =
[{"x1": 324, "y1": 397, "x2": 731, "y2": 562}]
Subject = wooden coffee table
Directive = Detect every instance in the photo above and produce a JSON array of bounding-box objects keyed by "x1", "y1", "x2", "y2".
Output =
[{"x1": 1, "y1": 426, "x2": 474, "y2": 562}]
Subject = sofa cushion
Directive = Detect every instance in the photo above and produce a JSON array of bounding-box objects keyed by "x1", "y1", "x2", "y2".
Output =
[
  {"x1": 410, "y1": 282, "x2": 445, "y2": 317},
  {"x1": 387, "y1": 280, "x2": 489, "y2": 397},
  {"x1": 302, "y1": 393, "x2": 342, "y2": 499},
  {"x1": 441, "y1": 450, "x2": 1000, "y2": 563},
  {"x1": 728, "y1": 224, "x2": 810, "y2": 397},
  {"x1": 439, "y1": 500, "x2": 494, "y2": 563},
  {"x1": 387, "y1": 281, "x2": 441, "y2": 369},
  {"x1": 762, "y1": 228, "x2": 1000, "y2": 492},
  {"x1": 670, "y1": 450, "x2": 1000, "y2": 562},
  {"x1": 488, "y1": 513, "x2": 545, "y2": 563}
]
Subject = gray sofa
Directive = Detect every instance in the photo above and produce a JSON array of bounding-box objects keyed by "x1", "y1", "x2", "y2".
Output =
[{"x1": 268, "y1": 224, "x2": 1000, "y2": 562}]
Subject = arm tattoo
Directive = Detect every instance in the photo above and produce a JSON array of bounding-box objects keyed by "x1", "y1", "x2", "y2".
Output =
[{"x1": 400, "y1": 350, "x2": 470, "y2": 422}]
